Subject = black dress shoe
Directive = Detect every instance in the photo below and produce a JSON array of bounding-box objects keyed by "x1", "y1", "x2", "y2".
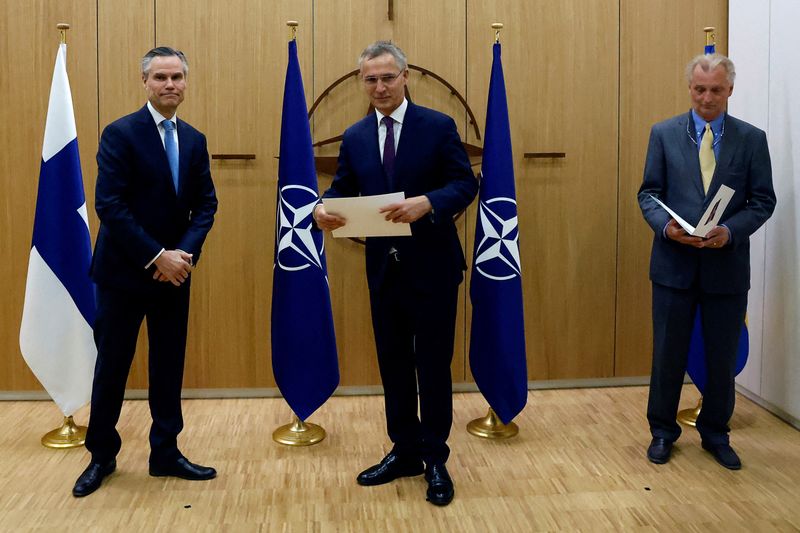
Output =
[
  {"x1": 702, "y1": 441, "x2": 741, "y2": 470},
  {"x1": 356, "y1": 452, "x2": 424, "y2": 486},
  {"x1": 149, "y1": 457, "x2": 217, "y2": 480},
  {"x1": 647, "y1": 438, "x2": 673, "y2": 464},
  {"x1": 425, "y1": 464, "x2": 454, "y2": 506},
  {"x1": 72, "y1": 459, "x2": 116, "y2": 497}
]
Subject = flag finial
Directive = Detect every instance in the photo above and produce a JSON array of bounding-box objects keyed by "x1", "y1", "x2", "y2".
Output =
[
  {"x1": 491, "y1": 22, "x2": 503, "y2": 44},
  {"x1": 57, "y1": 23, "x2": 70, "y2": 45},
  {"x1": 704, "y1": 26, "x2": 716, "y2": 52},
  {"x1": 287, "y1": 20, "x2": 298, "y2": 41}
]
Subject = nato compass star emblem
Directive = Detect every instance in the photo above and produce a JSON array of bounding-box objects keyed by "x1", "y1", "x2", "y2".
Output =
[
  {"x1": 474, "y1": 197, "x2": 521, "y2": 281},
  {"x1": 276, "y1": 184, "x2": 325, "y2": 272}
]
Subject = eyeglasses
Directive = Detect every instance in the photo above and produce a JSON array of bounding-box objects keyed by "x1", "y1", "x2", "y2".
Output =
[{"x1": 362, "y1": 72, "x2": 403, "y2": 86}]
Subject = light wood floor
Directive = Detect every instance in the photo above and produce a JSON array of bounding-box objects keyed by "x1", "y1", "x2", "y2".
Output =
[{"x1": 1, "y1": 386, "x2": 798, "y2": 532}]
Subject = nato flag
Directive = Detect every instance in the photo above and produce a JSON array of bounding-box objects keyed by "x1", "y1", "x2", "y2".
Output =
[
  {"x1": 469, "y1": 42, "x2": 527, "y2": 425},
  {"x1": 271, "y1": 40, "x2": 339, "y2": 421}
]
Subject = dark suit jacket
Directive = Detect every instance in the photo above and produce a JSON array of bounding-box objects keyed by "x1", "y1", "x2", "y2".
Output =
[
  {"x1": 91, "y1": 105, "x2": 218, "y2": 290},
  {"x1": 323, "y1": 103, "x2": 478, "y2": 292},
  {"x1": 638, "y1": 112, "x2": 776, "y2": 294}
]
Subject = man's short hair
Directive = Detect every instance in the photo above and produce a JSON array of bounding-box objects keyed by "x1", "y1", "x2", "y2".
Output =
[
  {"x1": 358, "y1": 41, "x2": 407, "y2": 71},
  {"x1": 686, "y1": 53, "x2": 735, "y2": 85},
  {"x1": 142, "y1": 47, "x2": 189, "y2": 77}
]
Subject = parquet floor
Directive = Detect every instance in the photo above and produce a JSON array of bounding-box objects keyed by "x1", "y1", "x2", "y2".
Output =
[{"x1": 1, "y1": 386, "x2": 798, "y2": 532}]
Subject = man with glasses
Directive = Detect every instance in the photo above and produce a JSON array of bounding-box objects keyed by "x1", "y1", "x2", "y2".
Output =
[
  {"x1": 638, "y1": 53, "x2": 775, "y2": 470},
  {"x1": 315, "y1": 41, "x2": 478, "y2": 506}
]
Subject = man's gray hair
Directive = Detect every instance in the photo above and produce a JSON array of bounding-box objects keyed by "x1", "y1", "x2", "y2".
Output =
[
  {"x1": 358, "y1": 41, "x2": 407, "y2": 71},
  {"x1": 686, "y1": 53, "x2": 735, "y2": 85},
  {"x1": 142, "y1": 46, "x2": 189, "y2": 77}
]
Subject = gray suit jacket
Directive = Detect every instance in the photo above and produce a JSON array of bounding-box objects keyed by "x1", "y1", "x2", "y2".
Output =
[{"x1": 638, "y1": 111, "x2": 776, "y2": 294}]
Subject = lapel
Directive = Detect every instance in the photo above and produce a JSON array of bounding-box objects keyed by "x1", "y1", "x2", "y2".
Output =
[
  {"x1": 712, "y1": 113, "x2": 740, "y2": 187},
  {"x1": 176, "y1": 118, "x2": 190, "y2": 197},
  {"x1": 677, "y1": 111, "x2": 705, "y2": 198},
  {"x1": 392, "y1": 102, "x2": 417, "y2": 192},
  {"x1": 357, "y1": 114, "x2": 386, "y2": 192}
]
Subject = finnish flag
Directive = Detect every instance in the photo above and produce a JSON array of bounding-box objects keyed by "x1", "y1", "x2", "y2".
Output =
[{"x1": 19, "y1": 43, "x2": 96, "y2": 417}]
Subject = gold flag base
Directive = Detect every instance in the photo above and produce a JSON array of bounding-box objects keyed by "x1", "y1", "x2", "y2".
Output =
[
  {"x1": 677, "y1": 398, "x2": 702, "y2": 427},
  {"x1": 272, "y1": 415, "x2": 326, "y2": 446},
  {"x1": 41, "y1": 416, "x2": 86, "y2": 449},
  {"x1": 467, "y1": 408, "x2": 518, "y2": 439}
]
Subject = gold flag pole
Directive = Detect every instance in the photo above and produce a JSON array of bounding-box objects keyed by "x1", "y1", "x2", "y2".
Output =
[
  {"x1": 273, "y1": 414, "x2": 326, "y2": 446},
  {"x1": 677, "y1": 398, "x2": 702, "y2": 427},
  {"x1": 42, "y1": 415, "x2": 87, "y2": 448},
  {"x1": 271, "y1": 20, "x2": 327, "y2": 447},
  {"x1": 492, "y1": 21, "x2": 503, "y2": 43},
  {"x1": 467, "y1": 22, "x2": 519, "y2": 439},
  {"x1": 57, "y1": 22, "x2": 69, "y2": 44},
  {"x1": 466, "y1": 21, "x2": 519, "y2": 441},
  {"x1": 287, "y1": 19, "x2": 298, "y2": 41},
  {"x1": 704, "y1": 26, "x2": 716, "y2": 49},
  {"x1": 678, "y1": 25, "x2": 717, "y2": 430},
  {"x1": 468, "y1": 408, "x2": 518, "y2": 439},
  {"x1": 41, "y1": 22, "x2": 88, "y2": 450}
]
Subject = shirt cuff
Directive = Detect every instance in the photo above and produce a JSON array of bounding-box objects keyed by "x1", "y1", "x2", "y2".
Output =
[{"x1": 145, "y1": 248, "x2": 165, "y2": 269}]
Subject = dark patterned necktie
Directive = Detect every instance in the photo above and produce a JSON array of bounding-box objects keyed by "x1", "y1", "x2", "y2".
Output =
[{"x1": 381, "y1": 115, "x2": 395, "y2": 191}]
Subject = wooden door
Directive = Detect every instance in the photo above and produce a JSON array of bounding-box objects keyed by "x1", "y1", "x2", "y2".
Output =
[
  {"x1": 616, "y1": 0, "x2": 728, "y2": 376},
  {"x1": 0, "y1": 0, "x2": 98, "y2": 390},
  {"x1": 467, "y1": 0, "x2": 620, "y2": 380},
  {"x1": 154, "y1": 0, "x2": 314, "y2": 388}
]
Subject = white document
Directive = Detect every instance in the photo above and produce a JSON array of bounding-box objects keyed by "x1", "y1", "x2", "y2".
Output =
[
  {"x1": 650, "y1": 184, "x2": 735, "y2": 238},
  {"x1": 323, "y1": 192, "x2": 412, "y2": 238}
]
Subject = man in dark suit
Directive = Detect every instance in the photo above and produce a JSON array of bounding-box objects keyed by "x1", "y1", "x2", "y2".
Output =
[
  {"x1": 638, "y1": 53, "x2": 775, "y2": 470},
  {"x1": 72, "y1": 47, "x2": 218, "y2": 497},
  {"x1": 315, "y1": 41, "x2": 478, "y2": 506}
]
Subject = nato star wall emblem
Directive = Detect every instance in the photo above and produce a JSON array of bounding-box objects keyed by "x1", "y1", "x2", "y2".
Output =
[
  {"x1": 474, "y1": 194, "x2": 521, "y2": 281},
  {"x1": 276, "y1": 184, "x2": 325, "y2": 275}
]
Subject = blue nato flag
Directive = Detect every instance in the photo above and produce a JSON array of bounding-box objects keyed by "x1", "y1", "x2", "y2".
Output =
[
  {"x1": 271, "y1": 39, "x2": 339, "y2": 421},
  {"x1": 468, "y1": 42, "x2": 527, "y2": 424}
]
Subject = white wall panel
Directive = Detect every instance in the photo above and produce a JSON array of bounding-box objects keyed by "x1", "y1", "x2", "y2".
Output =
[
  {"x1": 761, "y1": 0, "x2": 800, "y2": 420},
  {"x1": 730, "y1": 0, "x2": 800, "y2": 421},
  {"x1": 728, "y1": 0, "x2": 770, "y2": 395}
]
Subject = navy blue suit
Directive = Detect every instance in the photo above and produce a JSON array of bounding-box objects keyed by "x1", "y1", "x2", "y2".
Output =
[
  {"x1": 86, "y1": 105, "x2": 217, "y2": 465},
  {"x1": 323, "y1": 103, "x2": 478, "y2": 464},
  {"x1": 638, "y1": 111, "x2": 775, "y2": 445}
]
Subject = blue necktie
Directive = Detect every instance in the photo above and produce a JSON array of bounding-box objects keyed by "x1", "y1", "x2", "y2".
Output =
[
  {"x1": 381, "y1": 116, "x2": 396, "y2": 191},
  {"x1": 162, "y1": 119, "x2": 179, "y2": 192}
]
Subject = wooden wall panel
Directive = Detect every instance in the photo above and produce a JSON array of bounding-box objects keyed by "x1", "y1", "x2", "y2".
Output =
[
  {"x1": 313, "y1": 0, "x2": 469, "y2": 386},
  {"x1": 156, "y1": 0, "x2": 313, "y2": 388},
  {"x1": 615, "y1": 0, "x2": 729, "y2": 376},
  {"x1": 467, "y1": 0, "x2": 620, "y2": 380},
  {"x1": 0, "y1": 1, "x2": 98, "y2": 390},
  {"x1": 96, "y1": 0, "x2": 155, "y2": 388},
  {"x1": 0, "y1": 0, "x2": 733, "y2": 393}
]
